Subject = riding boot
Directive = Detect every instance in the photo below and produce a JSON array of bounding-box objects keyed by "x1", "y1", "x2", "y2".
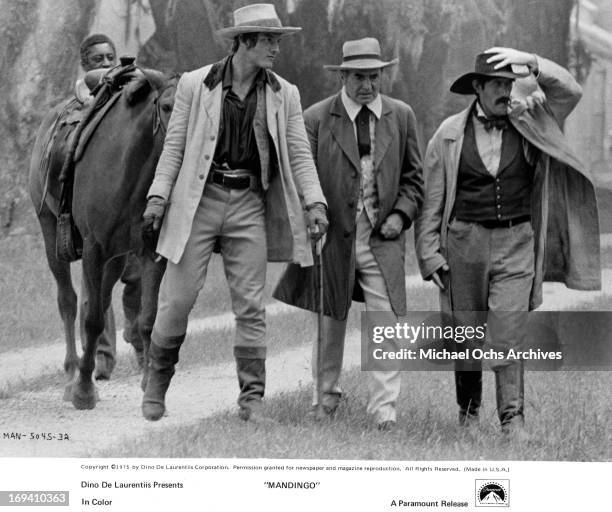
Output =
[
  {"x1": 234, "y1": 347, "x2": 275, "y2": 424},
  {"x1": 455, "y1": 363, "x2": 482, "y2": 426},
  {"x1": 141, "y1": 340, "x2": 181, "y2": 421},
  {"x1": 495, "y1": 361, "x2": 526, "y2": 437}
]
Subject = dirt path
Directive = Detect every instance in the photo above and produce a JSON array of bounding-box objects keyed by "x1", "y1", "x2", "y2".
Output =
[{"x1": 1, "y1": 271, "x2": 610, "y2": 457}]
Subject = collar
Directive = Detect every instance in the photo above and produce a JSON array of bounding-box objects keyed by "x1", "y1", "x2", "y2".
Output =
[
  {"x1": 474, "y1": 101, "x2": 508, "y2": 120},
  {"x1": 221, "y1": 55, "x2": 268, "y2": 90},
  {"x1": 341, "y1": 87, "x2": 382, "y2": 121},
  {"x1": 204, "y1": 55, "x2": 281, "y2": 92}
]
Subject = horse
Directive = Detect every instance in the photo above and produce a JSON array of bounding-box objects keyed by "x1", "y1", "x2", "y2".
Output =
[
  {"x1": 29, "y1": 70, "x2": 177, "y2": 408},
  {"x1": 29, "y1": 94, "x2": 120, "y2": 392}
]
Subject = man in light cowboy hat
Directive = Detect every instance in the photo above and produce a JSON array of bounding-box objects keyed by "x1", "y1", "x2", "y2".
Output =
[
  {"x1": 141, "y1": 3, "x2": 329, "y2": 422},
  {"x1": 275, "y1": 37, "x2": 424, "y2": 431},
  {"x1": 415, "y1": 47, "x2": 600, "y2": 436}
]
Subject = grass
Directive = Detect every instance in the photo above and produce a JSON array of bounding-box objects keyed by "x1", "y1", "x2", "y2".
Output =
[
  {"x1": 0, "y1": 229, "x2": 423, "y2": 354},
  {"x1": 0, "y1": 285, "x2": 439, "y2": 398},
  {"x1": 96, "y1": 369, "x2": 612, "y2": 461}
]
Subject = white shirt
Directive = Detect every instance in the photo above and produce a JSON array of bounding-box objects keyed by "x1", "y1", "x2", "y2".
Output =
[
  {"x1": 341, "y1": 87, "x2": 382, "y2": 222},
  {"x1": 472, "y1": 102, "x2": 504, "y2": 176},
  {"x1": 472, "y1": 102, "x2": 538, "y2": 176}
]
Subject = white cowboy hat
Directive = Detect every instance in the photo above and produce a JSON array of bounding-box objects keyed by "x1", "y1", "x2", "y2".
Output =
[
  {"x1": 217, "y1": 3, "x2": 301, "y2": 38},
  {"x1": 324, "y1": 37, "x2": 398, "y2": 71}
]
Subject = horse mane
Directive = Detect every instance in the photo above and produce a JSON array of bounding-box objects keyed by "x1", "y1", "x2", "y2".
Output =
[{"x1": 124, "y1": 68, "x2": 168, "y2": 106}]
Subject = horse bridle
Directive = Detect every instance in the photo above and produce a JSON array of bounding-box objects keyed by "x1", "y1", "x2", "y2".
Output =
[{"x1": 152, "y1": 74, "x2": 180, "y2": 137}]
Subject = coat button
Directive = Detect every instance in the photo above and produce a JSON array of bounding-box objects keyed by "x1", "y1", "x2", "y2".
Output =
[
  {"x1": 199, "y1": 174, "x2": 205, "y2": 180},
  {"x1": 210, "y1": 135, "x2": 216, "y2": 141},
  {"x1": 205, "y1": 155, "x2": 210, "y2": 160},
  {"x1": 344, "y1": 230, "x2": 351, "y2": 238},
  {"x1": 348, "y1": 201, "x2": 355, "y2": 208}
]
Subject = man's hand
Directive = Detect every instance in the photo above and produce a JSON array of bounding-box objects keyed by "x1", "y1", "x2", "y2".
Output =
[
  {"x1": 510, "y1": 88, "x2": 546, "y2": 115},
  {"x1": 305, "y1": 202, "x2": 329, "y2": 242},
  {"x1": 380, "y1": 213, "x2": 405, "y2": 239},
  {"x1": 484, "y1": 47, "x2": 538, "y2": 73},
  {"x1": 142, "y1": 196, "x2": 166, "y2": 251},
  {"x1": 430, "y1": 263, "x2": 449, "y2": 290}
]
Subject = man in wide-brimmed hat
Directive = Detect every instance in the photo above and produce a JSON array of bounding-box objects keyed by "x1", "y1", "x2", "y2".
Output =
[
  {"x1": 275, "y1": 37, "x2": 424, "y2": 431},
  {"x1": 415, "y1": 47, "x2": 600, "y2": 437},
  {"x1": 141, "y1": 3, "x2": 328, "y2": 422}
]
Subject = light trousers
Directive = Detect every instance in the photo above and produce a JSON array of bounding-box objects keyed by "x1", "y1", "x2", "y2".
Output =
[
  {"x1": 313, "y1": 210, "x2": 401, "y2": 423},
  {"x1": 152, "y1": 182, "x2": 267, "y2": 353}
]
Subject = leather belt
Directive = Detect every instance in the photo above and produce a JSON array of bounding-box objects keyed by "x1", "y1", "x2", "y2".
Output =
[
  {"x1": 471, "y1": 215, "x2": 531, "y2": 229},
  {"x1": 207, "y1": 169, "x2": 260, "y2": 190}
]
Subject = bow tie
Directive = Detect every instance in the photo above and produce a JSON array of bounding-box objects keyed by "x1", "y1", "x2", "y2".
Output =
[{"x1": 476, "y1": 114, "x2": 509, "y2": 132}]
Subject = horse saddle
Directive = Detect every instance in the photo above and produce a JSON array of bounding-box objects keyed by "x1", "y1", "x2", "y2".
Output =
[{"x1": 55, "y1": 61, "x2": 139, "y2": 262}]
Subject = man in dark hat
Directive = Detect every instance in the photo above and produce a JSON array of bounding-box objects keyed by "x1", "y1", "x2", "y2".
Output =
[
  {"x1": 415, "y1": 47, "x2": 600, "y2": 437},
  {"x1": 141, "y1": 4, "x2": 328, "y2": 422},
  {"x1": 274, "y1": 37, "x2": 423, "y2": 431}
]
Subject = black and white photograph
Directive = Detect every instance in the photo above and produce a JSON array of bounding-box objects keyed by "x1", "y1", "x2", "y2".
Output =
[{"x1": 0, "y1": 0, "x2": 610, "y2": 509}]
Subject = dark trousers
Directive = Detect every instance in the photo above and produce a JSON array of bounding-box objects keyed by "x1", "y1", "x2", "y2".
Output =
[{"x1": 446, "y1": 219, "x2": 534, "y2": 419}]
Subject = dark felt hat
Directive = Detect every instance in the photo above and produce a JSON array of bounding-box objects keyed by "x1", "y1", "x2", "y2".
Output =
[{"x1": 450, "y1": 52, "x2": 530, "y2": 95}]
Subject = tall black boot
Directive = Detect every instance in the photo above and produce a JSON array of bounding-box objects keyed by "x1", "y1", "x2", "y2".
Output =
[
  {"x1": 142, "y1": 341, "x2": 181, "y2": 421},
  {"x1": 234, "y1": 347, "x2": 275, "y2": 424},
  {"x1": 495, "y1": 362, "x2": 527, "y2": 438},
  {"x1": 455, "y1": 365, "x2": 482, "y2": 426}
]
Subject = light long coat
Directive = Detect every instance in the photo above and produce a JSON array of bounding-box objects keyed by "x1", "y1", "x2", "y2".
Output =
[
  {"x1": 147, "y1": 59, "x2": 326, "y2": 266},
  {"x1": 415, "y1": 56, "x2": 601, "y2": 311},
  {"x1": 274, "y1": 93, "x2": 424, "y2": 320}
]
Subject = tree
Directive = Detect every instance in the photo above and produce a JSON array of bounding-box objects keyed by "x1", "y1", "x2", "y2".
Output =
[{"x1": 0, "y1": 0, "x2": 98, "y2": 232}]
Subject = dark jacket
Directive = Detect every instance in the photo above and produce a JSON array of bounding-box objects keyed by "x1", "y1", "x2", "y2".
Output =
[{"x1": 274, "y1": 93, "x2": 423, "y2": 320}]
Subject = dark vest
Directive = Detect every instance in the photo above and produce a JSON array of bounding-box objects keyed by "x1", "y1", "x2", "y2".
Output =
[{"x1": 454, "y1": 117, "x2": 534, "y2": 223}]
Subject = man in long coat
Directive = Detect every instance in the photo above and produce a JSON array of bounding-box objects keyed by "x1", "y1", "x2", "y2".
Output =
[
  {"x1": 140, "y1": 4, "x2": 328, "y2": 422},
  {"x1": 415, "y1": 47, "x2": 600, "y2": 435},
  {"x1": 275, "y1": 38, "x2": 423, "y2": 431}
]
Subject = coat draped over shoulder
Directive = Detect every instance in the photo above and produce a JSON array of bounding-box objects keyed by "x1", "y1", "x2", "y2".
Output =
[{"x1": 415, "y1": 56, "x2": 601, "y2": 312}]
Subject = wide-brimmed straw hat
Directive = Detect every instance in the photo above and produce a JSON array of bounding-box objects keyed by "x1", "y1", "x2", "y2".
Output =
[
  {"x1": 217, "y1": 3, "x2": 301, "y2": 39},
  {"x1": 324, "y1": 38, "x2": 398, "y2": 71},
  {"x1": 450, "y1": 52, "x2": 530, "y2": 94}
]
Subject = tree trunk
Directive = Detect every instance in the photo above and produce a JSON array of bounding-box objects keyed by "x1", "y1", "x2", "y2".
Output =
[{"x1": 0, "y1": 0, "x2": 98, "y2": 232}]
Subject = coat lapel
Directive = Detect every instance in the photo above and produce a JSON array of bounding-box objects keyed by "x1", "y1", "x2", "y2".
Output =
[
  {"x1": 373, "y1": 98, "x2": 394, "y2": 167},
  {"x1": 329, "y1": 94, "x2": 361, "y2": 172},
  {"x1": 201, "y1": 58, "x2": 225, "y2": 123},
  {"x1": 266, "y1": 82, "x2": 282, "y2": 144}
]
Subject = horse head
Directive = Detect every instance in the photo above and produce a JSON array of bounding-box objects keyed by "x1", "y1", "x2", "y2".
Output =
[
  {"x1": 72, "y1": 69, "x2": 179, "y2": 259},
  {"x1": 123, "y1": 69, "x2": 178, "y2": 143}
]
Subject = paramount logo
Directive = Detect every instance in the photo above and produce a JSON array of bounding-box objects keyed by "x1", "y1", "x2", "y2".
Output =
[{"x1": 475, "y1": 480, "x2": 509, "y2": 507}]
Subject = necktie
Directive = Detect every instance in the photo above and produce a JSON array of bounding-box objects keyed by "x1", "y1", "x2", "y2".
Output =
[
  {"x1": 356, "y1": 106, "x2": 371, "y2": 157},
  {"x1": 476, "y1": 114, "x2": 509, "y2": 132}
]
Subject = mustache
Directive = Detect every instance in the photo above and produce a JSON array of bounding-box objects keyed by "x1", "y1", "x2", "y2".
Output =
[{"x1": 495, "y1": 96, "x2": 511, "y2": 105}]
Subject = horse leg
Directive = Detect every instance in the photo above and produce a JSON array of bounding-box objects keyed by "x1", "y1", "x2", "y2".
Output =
[
  {"x1": 71, "y1": 244, "x2": 123, "y2": 409},
  {"x1": 79, "y1": 277, "x2": 118, "y2": 381},
  {"x1": 36, "y1": 207, "x2": 79, "y2": 400},
  {"x1": 120, "y1": 253, "x2": 144, "y2": 368},
  {"x1": 138, "y1": 256, "x2": 167, "y2": 391}
]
